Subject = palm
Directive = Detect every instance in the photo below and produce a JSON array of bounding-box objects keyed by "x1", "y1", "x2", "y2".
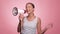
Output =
[{"x1": 46, "y1": 23, "x2": 53, "y2": 29}]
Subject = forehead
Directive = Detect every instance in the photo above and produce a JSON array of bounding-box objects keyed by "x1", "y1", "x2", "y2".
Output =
[{"x1": 26, "y1": 4, "x2": 33, "y2": 7}]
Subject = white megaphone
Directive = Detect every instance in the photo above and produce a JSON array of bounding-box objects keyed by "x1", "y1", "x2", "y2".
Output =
[{"x1": 12, "y1": 7, "x2": 28, "y2": 17}]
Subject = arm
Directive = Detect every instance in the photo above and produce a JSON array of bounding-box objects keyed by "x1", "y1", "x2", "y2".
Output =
[
  {"x1": 17, "y1": 20, "x2": 21, "y2": 33},
  {"x1": 41, "y1": 23, "x2": 53, "y2": 34},
  {"x1": 41, "y1": 27, "x2": 48, "y2": 34},
  {"x1": 37, "y1": 18, "x2": 41, "y2": 34},
  {"x1": 17, "y1": 14, "x2": 24, "y2": 33}
]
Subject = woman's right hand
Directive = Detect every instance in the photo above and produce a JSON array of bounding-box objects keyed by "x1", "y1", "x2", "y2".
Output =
[{"x1": 19, "y1": 14, "x2": 24, "y2": 21}]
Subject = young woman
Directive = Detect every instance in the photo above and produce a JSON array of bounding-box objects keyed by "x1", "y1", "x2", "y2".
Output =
[
  {"x1": 17, "y1": 2, "x2": 41, "y2": 34},
  {"x1": 17, "y1": 2, "x2": 53, "y2": 34}
]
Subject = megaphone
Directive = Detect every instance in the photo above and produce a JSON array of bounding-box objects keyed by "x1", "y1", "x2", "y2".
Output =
[{"x1": 12, "y1": 7, "x2": 28, "y2": 16}]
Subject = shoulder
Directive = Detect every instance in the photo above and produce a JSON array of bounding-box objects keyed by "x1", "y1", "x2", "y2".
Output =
[
  {"x1": 23, "y1": 16, "x2": 27, "y2": 21},
  {"x1": 37, "y1": 17, "x2": 41, "y2": 24},
  {"x1": 37, "y1": 17, "x2": 41, "y2": 22},
  {"x1": 23, "y1": 16, "x2": 27, "y2": 19}
]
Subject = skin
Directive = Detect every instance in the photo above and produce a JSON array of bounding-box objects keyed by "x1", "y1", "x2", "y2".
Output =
[
  {"x1": 18, "y1": 4, "x2": 41, "y2": 34},
  {"x1": 41, "y1": 23, "x2": 53, "y2": 34},
  {"x1": 17, "y1": 3, "x2": 53, "y2": 34},
  {"x1": 26, "y1": 4, "x2": 41, "y2": 34}
]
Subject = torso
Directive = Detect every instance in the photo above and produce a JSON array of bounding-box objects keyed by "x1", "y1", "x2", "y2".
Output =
[{"x1": 21, "y1": 16, "x2": 38, "y2": 34}]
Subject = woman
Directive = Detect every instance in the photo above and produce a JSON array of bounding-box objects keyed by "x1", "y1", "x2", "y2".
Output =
[
  {"x1": 17, "y1": 2, "x2": 41, "y2": 34},
  {"x1": 17, "y1": 2, "x2": 53, "y2": 34}
]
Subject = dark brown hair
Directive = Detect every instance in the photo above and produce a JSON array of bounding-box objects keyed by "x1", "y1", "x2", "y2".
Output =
[{"x1": 26, "y1": 2, "x2": 35, "y2": 8}]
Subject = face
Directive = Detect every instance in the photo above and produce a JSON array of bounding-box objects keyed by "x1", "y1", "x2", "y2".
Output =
[{"x1": 26, "y1": 4, "x2": 34, "y2": 14}]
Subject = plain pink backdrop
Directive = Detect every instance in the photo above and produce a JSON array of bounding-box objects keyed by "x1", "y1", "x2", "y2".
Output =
[{"x1": 0, "y1": 0, "x2": 60, "y2": 34}]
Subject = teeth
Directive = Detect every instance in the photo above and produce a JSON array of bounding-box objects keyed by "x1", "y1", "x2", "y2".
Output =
[{"x1": 18, "y1": 9, "x2": 24, "y2": 14}]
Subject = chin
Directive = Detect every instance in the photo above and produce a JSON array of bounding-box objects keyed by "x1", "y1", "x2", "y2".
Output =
[{"x1": 27, "y1": 12, "x2": 31, "y2": 14}]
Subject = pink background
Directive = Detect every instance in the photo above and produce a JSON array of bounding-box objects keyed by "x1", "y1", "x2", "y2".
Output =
[{"x1": 0, "y1": 0, "x2": 60, "y2": 34}]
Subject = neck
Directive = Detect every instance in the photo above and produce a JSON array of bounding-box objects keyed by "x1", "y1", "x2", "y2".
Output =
[{"x1": 28, "y1": 13, "x2": 34, "y2": 18}]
